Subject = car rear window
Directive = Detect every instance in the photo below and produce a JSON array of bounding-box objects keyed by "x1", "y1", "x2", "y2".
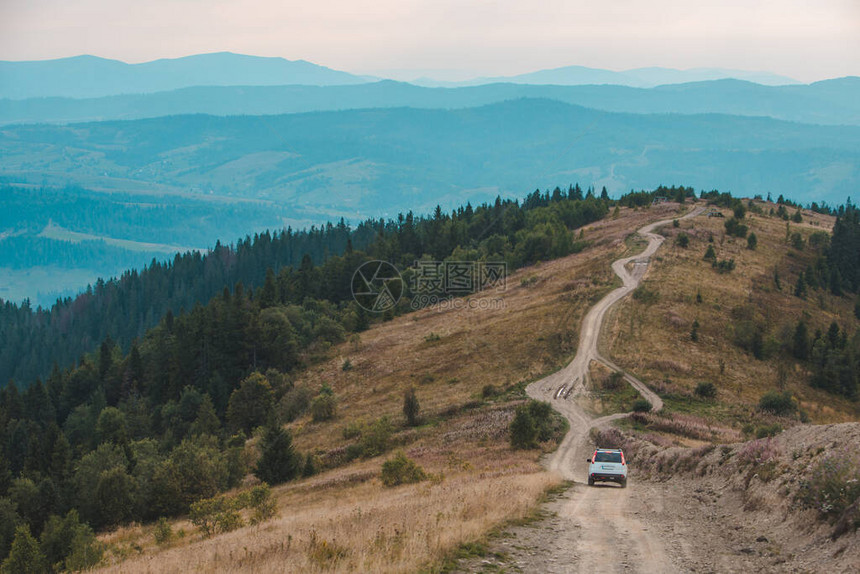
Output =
[{"x1": 594, "y1": 452, "x2": 622, "y2": 463}]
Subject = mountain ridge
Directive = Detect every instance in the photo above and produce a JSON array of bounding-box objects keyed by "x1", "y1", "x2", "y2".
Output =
[
  {"x1": 3, "y1": 76, "x2": 857, "y2": 126},
  {"x1": 0, "y1": 52, "x2": 370, "y2": 99}
]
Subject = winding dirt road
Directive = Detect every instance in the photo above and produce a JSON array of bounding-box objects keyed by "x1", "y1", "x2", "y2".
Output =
[{"x1": 518, "y1": 205, "x2": 704, "y2": 573}]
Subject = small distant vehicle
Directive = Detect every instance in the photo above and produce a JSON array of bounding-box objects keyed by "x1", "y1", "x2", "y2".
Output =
[{"x1": 586, "y1": 448, "x2": 627, "y2": 487}]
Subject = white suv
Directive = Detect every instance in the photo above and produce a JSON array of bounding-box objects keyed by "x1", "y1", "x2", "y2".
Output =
[{"x1": 586, "y1": 448, "x2": 628, "y2": 487}]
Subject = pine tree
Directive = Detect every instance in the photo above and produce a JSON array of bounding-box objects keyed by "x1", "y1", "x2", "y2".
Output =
[
  {"x1": 254, "y1": 425, "x2": 301, "y2": 485},
  {"x1": 403, "y1": 388, "x2": 420, "y2": 427},
  {"x1": 189, "y1": 394, "x2": 221, "y2": 437},
  {"x1": 1, "y1": 525, "x2": 47, "y2": 574}
]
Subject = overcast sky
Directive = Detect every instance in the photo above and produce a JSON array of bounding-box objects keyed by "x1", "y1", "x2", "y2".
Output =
[{"x1": 1, "y1": 0, "x2": 858, "y2": 82}]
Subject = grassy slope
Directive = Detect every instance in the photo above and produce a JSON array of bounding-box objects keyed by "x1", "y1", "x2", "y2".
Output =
[
  {"x1": 605, "y1": 201, "x2": 860, "y2": 425},
  {"x1": 93, "y1": 204, "x2": 683, "y2": 572}
]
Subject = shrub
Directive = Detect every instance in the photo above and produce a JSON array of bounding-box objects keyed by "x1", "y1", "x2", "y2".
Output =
[
  {"x1": 713, "y1": 258, "x2": 735, "y2": 273},
  {"x1": 747, "y1": 232, "x2": 758, "y2": 250},
  {"x1": 725, "y1": 217, "x2": 748, "y2": 238},
  {"x1": 481, "y1": 384, "x2": 498, "y2": 398},
  {"x1": 758, "y1": 391, "x2": 796, "y2": 416},
  {"x1": 189, "y1": 495, "x2": 244, "y2": 537},
  {"x1": 310, "y1": 394, "x2": 336, "y2": 422},
  {"x1": 631, "y1": 398, "x2": 652, "y2": 412},
  {"x1": 403, "y1": 387, "x2": 420, "y2": 426},
  {"x1": 694, "y1": 382, "x2": 717, "y2": 399},
  {"x1": 798, "y1": 449, "x2": 860, "y2": 523},
  {"x1": 676, "y1": 232, "x2": 689, "y2": 248},
  {"x1": 703, "y1": 245, "x2": 716, "y2": 261},
  {"x1": 153, "y1": 517, "x2": 173, "y2": 545},
  {"x1": 359, "y1": 417, "x2": 394, "y2": 458},
  {"x1": 278, "y1": 385, "x2": 313, "y2": 422},
  {"x1": 509, "y1": 407, "x2": 537, "y2": 449},
  {"x1": 341, "y1": 422, "x2": 362, "y2": 440},
  {"x1": 755, "y1": 423, "x2": 783, "y2": 439},
  {"x1": 380, "y1": 452, "x2": 427, "y2": 487}
]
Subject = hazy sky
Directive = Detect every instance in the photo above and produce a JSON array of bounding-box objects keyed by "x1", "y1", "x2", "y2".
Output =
[{"x1": 1, "y1": 0, "x2": 858, "y2": 81}]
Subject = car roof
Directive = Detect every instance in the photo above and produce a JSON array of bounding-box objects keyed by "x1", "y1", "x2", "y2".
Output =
[{"x1": 596, "y1": 448, "x2": 623, "y2": 452}]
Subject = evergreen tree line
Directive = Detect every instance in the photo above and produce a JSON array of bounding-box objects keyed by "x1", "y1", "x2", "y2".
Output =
[
  {"x1": 791, "y1": 320, "x2": 860, "y2": 399},
  {"x1": 1, "y1": 185, "x2": 611, "y2": 387}
]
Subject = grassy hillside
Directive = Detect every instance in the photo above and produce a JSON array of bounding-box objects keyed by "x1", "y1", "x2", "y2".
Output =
[
  {"x1": 87, "y1": 204, "x2": 680, "y2": 572},
  {"x1": 605, "y1": 200, "x2": 860, "y2": 430}
]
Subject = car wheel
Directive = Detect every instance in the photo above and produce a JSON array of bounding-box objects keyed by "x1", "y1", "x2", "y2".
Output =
[
  {"x1": 588, "y1": 477, "x2": 594, "y2": 486},
  {"x1": 620, "y1": 479, "x2": 627, "y2": 488}
]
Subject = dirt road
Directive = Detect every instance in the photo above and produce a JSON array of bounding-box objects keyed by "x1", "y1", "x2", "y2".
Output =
[{"x1": 515, "y1": 205, "x2": 703, "y2": 573}]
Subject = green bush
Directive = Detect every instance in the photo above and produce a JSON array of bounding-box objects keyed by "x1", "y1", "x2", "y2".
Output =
[
  {"x1": 676, "y1": 232, "x2": 689, "y2": 248},
  {"x1": 153, "y1": 517, "x2": 173, "y2": 545},
  {"x1": 247, "y1": 484, "x2": 277, "y2": 524},
  {"x1": 725, "y1": 217, "x2": 748, "y2": 238},
  {"x1": 310, "y1": 389, "x2": 337, "y2": 422},
  {"x1": 631, "y1": 398, "x2": 652, "y2": 412},
  {"x1": 747, "y1": 232, "x2": 758, "y2": 250},
  {"x1": 278, "y1": 385, "x2": 313, "y2": 422},
  {"x1": 758, "y1": 390, "x2": 796, "y2": 416},
  {"x1": 380, "y1": 452, "x2": 427, "y2": 487},
  {"x1": 189, "y1": 495, "x2": 243, "y2": 536},
  {"x1": 359, "y1": 417, "x2": 394, "y2": 458},
  {"x1": 694, "y1": 382, "x2": 717, "y2": 399},
  {"x1": 509, "y1": 406, "x2": 537, "y2": 449},
  {"x1": 755, "y1": 424, "x2": 783, "y2": 439},
  {"x1": 713, "y1": 258, "x2": 736, "y2": 273}
]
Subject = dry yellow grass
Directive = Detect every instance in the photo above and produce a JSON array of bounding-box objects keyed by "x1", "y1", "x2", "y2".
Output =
[
  {"x1": 605, "y1": 201, "x2": 859, "y2": 422},
  {"x1": 97, "y1": 445, "x2": 557, "y2": 573},
  {"x1": 93, "y1": 203, "x2": 689, "y2": 573}
]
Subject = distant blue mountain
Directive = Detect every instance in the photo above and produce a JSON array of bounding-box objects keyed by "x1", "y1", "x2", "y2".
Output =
[
  {"x1": 3, "y1": 77, "x2": 858, "y2": 126},
  {"x1": 413, "y1": 65, "x2": 800, "y2": 88},
  {"x1": 0, "y1": 52, "x2": 370, "y2": 99}
]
